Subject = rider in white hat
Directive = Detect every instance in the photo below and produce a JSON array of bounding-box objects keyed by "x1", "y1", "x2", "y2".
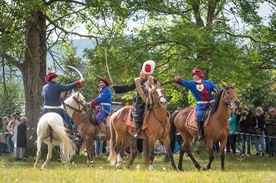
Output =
[{"x1": 113, "y1": 60, "x2": 160, "y2": 139}]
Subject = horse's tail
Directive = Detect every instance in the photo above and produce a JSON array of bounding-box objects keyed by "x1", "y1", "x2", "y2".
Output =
[
  {"x1": 47, "y1": 120, "x2": 76, "y2": 159},
  {"x1": 169, "y1": 111, "x2": 178, "y2": 152},
  {"x1": 108, "y1": 114, "x2": 117, "y2": 165}
]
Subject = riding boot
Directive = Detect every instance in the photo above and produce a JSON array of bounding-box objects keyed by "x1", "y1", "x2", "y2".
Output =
[
  {"x1": 197, "y1": 120, "x2": 203, "y2": 140},
  {"x1": 72, "y1": 123, "x2": 78, "y2": 134},
  {"x1": 99, "y1": 123, "x2": 107, "y2": 138},
  {"x1": 69, "y1": 123, "x2": 79, "y2": 142},
  {"x1": 133, "y1": 122, "x2": 142, "y2": 139}
]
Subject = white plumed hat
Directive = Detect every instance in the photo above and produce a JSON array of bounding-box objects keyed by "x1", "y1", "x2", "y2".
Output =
[{"x1": 142, "y1": 60, "x2": 155, "y2": 74}]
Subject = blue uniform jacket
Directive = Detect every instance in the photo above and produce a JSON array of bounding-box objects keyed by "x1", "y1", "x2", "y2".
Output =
[
  {"x1": 177, "y1": 79, "x2": 220, "y2": 121},
  {"x1": 91, "y1": 86, "x2": 112, "y2": 114},
  {"x1": 42, "y1": 81, "x2": 78, "y2": 106},
  {"x1": 41, "y1": 81, "x2": 79, "y2": 131},
  {"x1": 177, "y1": 79, "x2": 219, "y2": 102}
]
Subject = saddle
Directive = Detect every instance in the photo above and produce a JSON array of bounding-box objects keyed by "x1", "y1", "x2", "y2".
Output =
[
  {"x1": 83, "y1": 108, "x2": 109, "y2": 127},
  {"x1": 122, "y1": 106, "x2": 148, "y2": 132},
  {"x1": 186, "y1": 107, "x2": 212, "y2": 130}
]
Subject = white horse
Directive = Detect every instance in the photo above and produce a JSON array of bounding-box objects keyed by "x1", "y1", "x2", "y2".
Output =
[{"x1": 34, "y1": 91, "x2": 86, "y2": 169}]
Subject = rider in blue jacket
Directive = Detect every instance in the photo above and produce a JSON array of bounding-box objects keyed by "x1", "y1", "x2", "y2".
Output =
[
  {"x1": 88, "y1": 77, "x2": 112, "y2": 138},
  {"x1": 174, "y1": 68, "x2": 220, "y2": 140},
  {"x1": 42, "y1": 70, "x2": 85, "y2": 135}
]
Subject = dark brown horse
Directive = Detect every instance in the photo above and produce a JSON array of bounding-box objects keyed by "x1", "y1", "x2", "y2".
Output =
[
  {"x1": 172, "y1": 84, "x2": 240, "y2": 171},
  {"x1": 65, "y1": 97, "x2": 111, "y2": 168},
  {"x1": 108, "y1": 85, "x2": 177, "y2": 170}
]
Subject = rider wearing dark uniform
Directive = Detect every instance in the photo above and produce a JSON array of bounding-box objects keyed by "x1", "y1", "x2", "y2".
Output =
[
  {"x1": 41, "y1": 70, "x2": 85, "y2": 135},
  {"x1": 113, "y1": 60, "x2": 159, "y2": 139}
]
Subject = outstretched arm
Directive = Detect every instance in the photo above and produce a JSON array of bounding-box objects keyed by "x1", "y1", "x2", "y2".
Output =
[{"x1": 113, "y1": 81, "x2": 136, "y2": 94}]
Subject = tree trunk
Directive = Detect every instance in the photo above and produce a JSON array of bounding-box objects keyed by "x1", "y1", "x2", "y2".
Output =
[{"x1": 19, "y1": 11, "x2": 46, "y2": 147}]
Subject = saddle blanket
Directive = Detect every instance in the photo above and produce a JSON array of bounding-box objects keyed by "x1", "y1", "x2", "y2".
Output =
[
  {"x1": 123, "y1": 107, "x2": 148, "y2": 131},
  {"x1": 186, "y1": 109, "x2": 198, "y2": 130}
]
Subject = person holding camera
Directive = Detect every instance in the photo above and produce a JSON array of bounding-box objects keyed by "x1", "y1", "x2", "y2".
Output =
[
  {"x1": 238, "y1": 107, "x2": 253, "y2": 157},
  {"x1": 252, "y1": 107, "x2": 266, "y2": 156}
]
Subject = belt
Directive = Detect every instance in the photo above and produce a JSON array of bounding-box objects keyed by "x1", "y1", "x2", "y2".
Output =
[
  {"x1": 101, "y1": 103, "x2": 111, "y2": 106},
  {"x1": 44, "y1": 105, "x2": 62, "y2": 109},
  {"x1": 197, "y1": 100, "x2": 215, "y2": 104}
]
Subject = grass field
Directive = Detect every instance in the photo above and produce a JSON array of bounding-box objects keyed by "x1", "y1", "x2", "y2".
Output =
[{"x1": 0, "y1": 148, "x2": 275, "y2": 183}]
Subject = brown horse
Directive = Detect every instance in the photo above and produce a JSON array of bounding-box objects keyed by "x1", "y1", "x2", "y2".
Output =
[
  {"x1": 71, "y1": 108, "x2": 111, "y2": 167},
  {"x1": 108, "y1": 85, "x2": 177, "y2": 170},
  {"x1": 172, "y1": 84, "x2": 240, "y2": 171}
]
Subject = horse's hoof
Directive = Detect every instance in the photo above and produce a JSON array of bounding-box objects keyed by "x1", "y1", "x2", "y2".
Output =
[
  {"x1": 202, "y1": 166, "x2": 211, "y2": 171},
  {"x1": 87, "y1": 164, "x2": 93, "y2": 168},
  {"x1": 179, "y1": 168, "x2": 184, "y2": 172},
  {"x1": 149, "y1": 165, "x2": 154, "y2": 171},
  {"x1": 116, "y1": 163, "x2": 122, "y2": 169}
]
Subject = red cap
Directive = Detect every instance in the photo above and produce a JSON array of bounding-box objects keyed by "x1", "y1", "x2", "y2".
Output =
[
  {"x1": 99, "y1": 77, "x2": 110, "y2": 86},
  {"x1": 192, "y1": 68, "x2": 204, "y2": 78},
  {"x1": 45, "y1": 72, "x2": 58, "y2": 82}
]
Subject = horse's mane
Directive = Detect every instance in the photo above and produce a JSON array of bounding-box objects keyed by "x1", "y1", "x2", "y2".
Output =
[{"x1": 210, "y1": 86, "x2": 234, "y2": 115}]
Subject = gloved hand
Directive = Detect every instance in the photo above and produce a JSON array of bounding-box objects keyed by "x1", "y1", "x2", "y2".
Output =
[
  {"x1": 90, "y1": 99, "x2": 96, "y2": 107},
  {"x1": 174, "y1": 76, "x2": 182, "y2": 83},
  {"x1": 80, "y1": 99, "x2": 90, "y2": 108},
  {"x1": 85, "y1": 102, "x2": 91, "y2": 108}
]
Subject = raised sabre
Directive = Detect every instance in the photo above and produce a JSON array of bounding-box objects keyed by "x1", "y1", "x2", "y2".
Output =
[{"x1": 68, "y1": 65, "x2": 83, "y2": 80}]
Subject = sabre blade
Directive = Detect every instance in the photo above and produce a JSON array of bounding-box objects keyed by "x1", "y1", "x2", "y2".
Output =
[{"x1": 68, "y1": 65, "x2": 83, "y2": 80}]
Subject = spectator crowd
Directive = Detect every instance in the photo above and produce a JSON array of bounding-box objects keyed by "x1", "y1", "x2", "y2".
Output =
[{"x1": 0, "y1": 110, "x2": 28, "y2": 160}]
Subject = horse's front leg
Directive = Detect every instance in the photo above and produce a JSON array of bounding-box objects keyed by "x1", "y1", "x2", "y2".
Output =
[
  {"x1": 34, "y1": 139, "x2": 42, "y2": 169},
  {"x1": 220, "y1": 139, "x2": 227, "y2": 171},
  {"x1": 41, "y1": 144, "x2": 53, "y2": 169},
  {"x1": 86, "y1": 138, "x2": 94, "y2": 168},
  {"x1": 148, "y1": 138, "x2": 156, "y2": 171},
  {"x1": 203, "y1": 141, "x2": 214, "y2": 171},
  {"x1": 162, "y1": 135, "x2": 177, "y2": 171}
]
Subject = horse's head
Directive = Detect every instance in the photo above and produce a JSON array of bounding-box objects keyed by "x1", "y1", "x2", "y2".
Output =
[
  {"x1": 221, "y1": 83, "x2": 240, "y2": 109},
  {"x1": 148, "y1": 84, "x2": 167, "y2": 108},
  {"x1": 64, "y1": 91, "x2": 87, "y2": 113}
]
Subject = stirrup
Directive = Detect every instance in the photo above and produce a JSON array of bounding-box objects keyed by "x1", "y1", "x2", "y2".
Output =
[
  {"x1": 197, "y1": 135, "x2": 203, "y2": 141},
  {"x1": 133, "y1": 131, "x2": 140, "y2": 139},
  {"x1": 97, "y1": 132, "x2": 107, "y2": 138},
  {"x1": 101, "y1": 132, "x2": 107, "y2": 138}
]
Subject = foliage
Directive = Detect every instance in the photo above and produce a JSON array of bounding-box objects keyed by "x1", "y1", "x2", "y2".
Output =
[
  {"x1": 0, "y1": 71, "x2": 24, "y2": 116},
  {"x1": 0, "y1": 84, "x2": 24, "y2": 116},
  {"x1": 83, "y1": 1, "x2": 276, "y2": 109},
  {"x1": 0, "y1": 0, "x2": 275, "y2": 134}
]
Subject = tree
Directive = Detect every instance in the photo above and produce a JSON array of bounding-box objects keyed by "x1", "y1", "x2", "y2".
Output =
[
  {"x1": 83, "y1": 1, "x2": 275, "y2": 108},
  {"x1": 0, "y1": 0, "x2": 126, "y2": 134}
]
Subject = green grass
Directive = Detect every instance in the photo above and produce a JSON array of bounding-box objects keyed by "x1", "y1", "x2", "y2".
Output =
[{"x1": 0, "y1": 149, "x2": 275, "y2": 183}]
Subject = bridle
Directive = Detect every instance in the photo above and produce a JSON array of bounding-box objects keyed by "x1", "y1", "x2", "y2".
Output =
[
  {"x1": 222, "y1": 87, "x2": 239, "y2": 109},
  {"x1": 64, "y1": 96, "x2": 87, "y2": 113},
  {"x1": 149, "y1": 88, "x2": 167, "y2": 109},
  {"x1": 149, "y1": 87, "x2": 168, "y2": 139}
]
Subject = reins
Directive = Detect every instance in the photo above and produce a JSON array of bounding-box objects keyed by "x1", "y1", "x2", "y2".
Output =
[
  {"x1": 149, "y1": 88, "x2": 168, "y2": 139},
  {"x1": 64, "y1": 96, "x2": 86, "y2": 113}
]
